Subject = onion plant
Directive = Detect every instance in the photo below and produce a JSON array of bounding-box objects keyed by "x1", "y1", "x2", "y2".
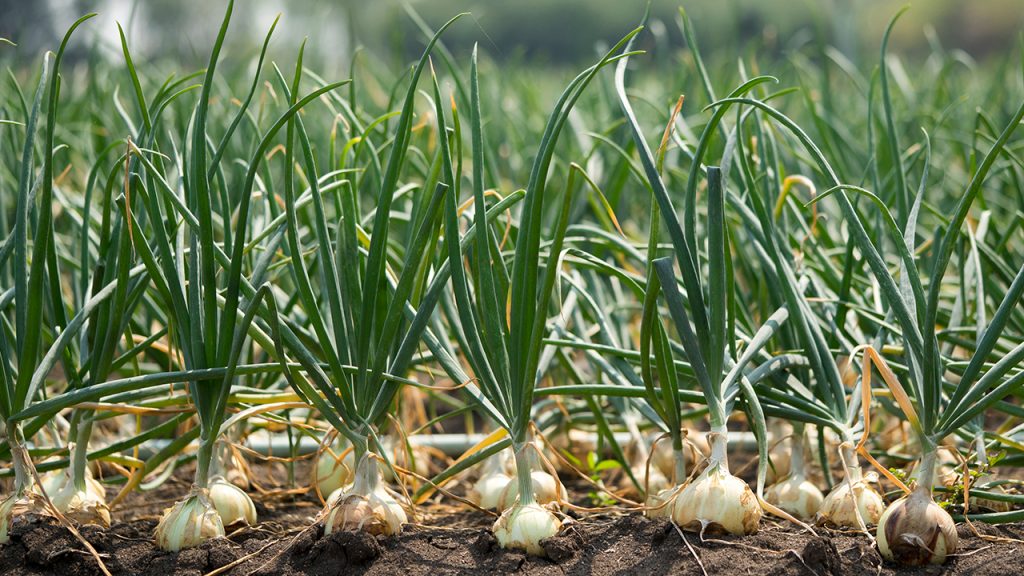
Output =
[
  {"x1": 6, "y1": 2, "x2": 1024, "y2": 568},
  {"x1": 103, "y1": 1, "x2": 348, "y2": 550},
  {"x1": 268, "y1": 15, "x2": 467, "y2": 537},
  {"x1": 615, "y1": 23, "x2": 799, "y2": 535},
  {"x1": 824, "y1": 83, "x2": 1024, "y2": 566},
  {"x1": 28, "y1": 19, "x2": 222, "y2": 530},
  {"x1": 0, "y1": 14, "x2": 100, "y2": 542},
  {"x1": 720, "y1": 84, "x2": 888, "y2": 531},
  {"x1": 436, "y1": 31, "x2": 641, "y2": 555},
  {"x1": 693, "y1": 15, "x2": 1024, "y2": 562}
]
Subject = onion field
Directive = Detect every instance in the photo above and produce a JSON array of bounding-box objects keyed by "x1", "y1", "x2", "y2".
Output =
[{"x1": 2, "y1": 2, "x2": 1024, "y2": 574}]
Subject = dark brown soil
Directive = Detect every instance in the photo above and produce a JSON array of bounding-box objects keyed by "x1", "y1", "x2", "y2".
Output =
[
  {"x1": 5, "y1": 508, "x2": 1024, "y2": 576},
  {"x1": 3, "y1": 462, "x2": 1024, "y2": 575}
]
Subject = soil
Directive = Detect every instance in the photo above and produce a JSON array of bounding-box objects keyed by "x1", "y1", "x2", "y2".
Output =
[{"x1": 3, "y1": 461, "x2": 1024, "y2": 575}]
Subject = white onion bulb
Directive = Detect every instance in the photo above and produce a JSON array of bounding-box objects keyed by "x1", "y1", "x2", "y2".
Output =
[
  {"x1": 627, "y1": 437, "x2": 670, "y2": 497},
  {"x1": 38, "y1": 470, "x2": 65, "y2": 497},
  {"x1": 470, "y1": 472, "x2": 511, "y2": 510},
  {"x1": 645, "y1": 485, "x2": 680, "y2": 519},
  {"x1": 469, "y1": 453, "x2": 513, "y2": 511},
  {"x1": 672, "y1": 428, "x2": 761, "y2": 535},
  {"x1": 817, "y1": 477, "x2": 884, "y2": 528},
  {"x1": 314, "y1": 444, "x2": 355, "y2": 498},
  {"x1": 154, "y1": 489, "x2": 225, "y2": 552},
  {"x1": 766, "y1": 420, "x2": 794, "y2": 484},
  {"x1": 765, "y1": 425, "x2": 823, "y2": 520},
  {"x1": 325, "y1": 488, "x2": 406, "y2": 536},
  {"x1": 37, "y1": 468, "x2": 105, "y2": 500},
  {"x1": 632, "y1": 463, "x2": 670, "y2": 496},
  {"x1": 672, "y1": 464, "x2": 762, "y2": 534},
  {"x1": 765, "y1": 474, "x2": 824, "y2": 520},
  {"x1": 0, "y1": 492, "x2": 18, "y2": 545},
  {"x1": 48, "y1": 475, "x2": 111, "y2": 527},
  {"x1": 493, "y1": 502, "x2": 561, "y2": 556},
  {"x1": 208, "y1": 476, "x2": 256, "y2": 530}
]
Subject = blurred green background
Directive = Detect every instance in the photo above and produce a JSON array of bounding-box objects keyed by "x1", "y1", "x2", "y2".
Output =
[{"x1": 2, "y1": 0, "x2": 1022, "y2": 70}]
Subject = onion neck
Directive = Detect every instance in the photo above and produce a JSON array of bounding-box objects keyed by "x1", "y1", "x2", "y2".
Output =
[
  {"x1": 707, "y1": 424, "x2": 729, "y2": 475},
  {"x1": 672, "y1": 431, "x2": 686, "y2": 485},
  {"x1": 351, "y1": 451, "x2": 380, "y2": 496},
  {"x1": 195, "y1": 435, "x2": 215, "y2": 489},
  {"x1": 974, "y1": 430, "x2": 987, "y2": 468},
  {"x1": 512, "y1": 442, "x2": 537, "y2": 506},
  {"x1": 789, "y1": 424, "x2": 806, "y2": 480},
  {"x1": 913, "y1": 448, "x2": 938, "y2": 498},
  {"x1": 70, "y1": 418, "x2": 95, "y2": 492},
  {"x1": 840, "y1": 443, "x2": 862, "y2": 483},
  {"x1": 7, "y1": 423, "x2": 34, "y2": 494}
]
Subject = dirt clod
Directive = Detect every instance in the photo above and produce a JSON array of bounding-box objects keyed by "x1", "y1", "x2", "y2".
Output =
[
  {"x1": 471, "y1": 529, "x2": 498, "y2": 553},
  {"x1": 541, "y1": 534, "x2": 578, "y2": 562},
  {"x1": 801, "y1": 535, "x2": 841, "y2": 574}
]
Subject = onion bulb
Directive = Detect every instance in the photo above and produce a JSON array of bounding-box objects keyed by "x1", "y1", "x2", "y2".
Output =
[
  {"x1": 640, "y1": 437, "x2": 684, "y2": 517},
  {"x1": 0, "y1": 492, "x2": 18, "y2": 545},
  {"x1": 497, "y1": 469, "x2": 564, "y2": 511},
  {"x1": 817, "y1": 478, "x2": 884, "y2": 528},
  {"x1": 493, "y1": 501, "x2": 561, "y2": 556},
  {"x1": 816, "y1": 444, "x2": 884, "y2": 528},
  {"x1": 626, "y1": 437, "x2": 670, "y2": 498},
  {"x1": 38, "y1": 470, "x2": 66, "y2": 496},
  {"x1": 632, "y1": 463, "x2": 669, "y2": 496},
  {"x1": 154, "y1": 489, "x2": 225, "y2": 551},
  {"x1": 673, "y1": 465, "x2": 761, "y2": 534},
  {"x1": 877, "y1": 488, "x2": 958, "y2": 565},
  {"x1": 37, "y1": 467, "x2": 106, "y2": 501},
  {"x1": 672, "y1": 429, "x2": 762, "y2": 535},
  {"x1": 468, "y1": 451, "x2": 512, "y2": 510},
  {"x1": 492, "y1": 442, "x2": 566, "y2": 555},
  {"x1": 314, "y1": 442, "x2": 355, "y2": 498},
  {"x1": 765, "y1": 425, "x2": 823, "y2": 520},
  {"x1": 766, "y1": 474, "x2": 823, "y2": 520},
  {"x1": 324, "y1": 452, "x2": 406, "y2": 536},
  {"x1": 877, "y1": 451, "x2": 958, "y2": 566},
  {"x1": 208, "y1": 476, "x2": 256, "y2": 530},
  {"x1": 645, "y1": 485, "x2": 680, "y2": 519},
  {"x1": 48, "y1": 474, "x2": 111, "y2": 527}
]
